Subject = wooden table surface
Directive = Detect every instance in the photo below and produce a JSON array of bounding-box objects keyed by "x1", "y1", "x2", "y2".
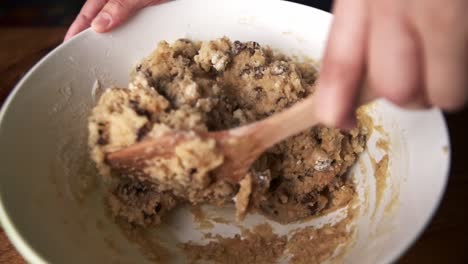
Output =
[{"x1": 0, "y1": 27, "x2": 467, "y2": 264}]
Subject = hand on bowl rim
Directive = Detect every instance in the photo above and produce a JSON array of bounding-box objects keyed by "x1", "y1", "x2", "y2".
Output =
[{"x1": 64, "y1": 0, "x2": 168, "y2": 41}]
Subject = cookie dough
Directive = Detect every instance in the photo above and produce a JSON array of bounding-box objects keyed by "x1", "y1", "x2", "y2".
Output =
[
  {"x1": 182, "y1": 215, "x2": 354, "y2": 264},
  {"x1": 181, "y1": 224, "x2": 287, "y2": 264},
  {"x1": 88, "y1": 38, "x2": 367, "y2": 227}
]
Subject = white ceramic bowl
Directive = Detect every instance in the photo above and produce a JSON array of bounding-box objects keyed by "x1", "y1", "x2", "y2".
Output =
[{"x1": 0, "y1": 0, "x2": 450, "y2": 263}]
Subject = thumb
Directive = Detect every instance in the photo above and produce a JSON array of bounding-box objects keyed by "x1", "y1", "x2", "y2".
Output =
[
  {"x1": 315, "y1": 0, "x2": 368, "y2": 128},
  {"x1": 91, "y1": 0, "x2": 166, "y2": 33}
]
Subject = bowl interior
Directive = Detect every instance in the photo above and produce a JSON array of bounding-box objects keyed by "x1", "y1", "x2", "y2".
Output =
[{"x1": 0, "y1": 1, "x2": 449, "y2": 263}]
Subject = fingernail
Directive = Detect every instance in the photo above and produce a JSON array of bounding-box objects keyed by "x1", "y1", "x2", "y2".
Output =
[
  {"x1": 64, "y1": 27, "x2": 76, "y2": 42},
  {"x1": 64, "y1": 32, "x2": 72, "y2": 42},
  {"x1": 91, "y1": 12, "x2": 112, "y2": 32}
]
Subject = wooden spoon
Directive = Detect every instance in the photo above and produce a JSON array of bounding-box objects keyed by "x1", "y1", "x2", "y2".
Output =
[{"x1": 107, "y1": 87, "x2": 375, "y2": 183}]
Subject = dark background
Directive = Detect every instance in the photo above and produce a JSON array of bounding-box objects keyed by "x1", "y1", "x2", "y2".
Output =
[{"x1": 0, "y1": 0, "x2": 333, "y2": 26}]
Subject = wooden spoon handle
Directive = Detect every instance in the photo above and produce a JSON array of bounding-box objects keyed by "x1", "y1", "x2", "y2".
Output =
[{"x1": 236, "y1": 82, "x2": 376, "y2": 150}]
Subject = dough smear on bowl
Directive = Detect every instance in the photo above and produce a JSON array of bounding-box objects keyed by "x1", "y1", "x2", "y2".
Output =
[{"x1": 88, "y1": 37, "x2": 367, "y2": 227}]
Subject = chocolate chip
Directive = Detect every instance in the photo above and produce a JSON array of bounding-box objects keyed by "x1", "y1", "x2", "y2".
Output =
[
  {"x1": 269, "y1": 177, "x2": 282, "y2": 192},
  {"x1": 252, "y1": 42, "x2": 260, "y2": 49},
  {"x1": 143, "y1": 212, "x2": 153, "y2": 220},
  {"x1": 254, "y1": 86, "x2": 264, "y2": 99},
  {"x1": 301, "y1": 193, "x2": 315, "y2": 203},
  {"x1": 97, "y1": 135, "x2": 108, "y2": 145},
  {"x1": 275, "y1": 96, "x2": 286, "y2": 104},
  {"x1": 129, "y1": 99, "x2": 152, "y2": 119},
  {"x1": 246, "y1": 41, "x2": 261, "y2": 55},
  {"x1": 240, "y1": 65, "x2": 252, "y2": 76},
  {"x1": 189, "y1": 168, "x2": 198, "y2": 175},
  {"x1": 271, "y1": 61, "x2": 289, "y2": 75},
  {"x1": 134, "y1": 182, "x2": 148, "y2": 194},
  {"x1": 143, "y1": 68, "x2": 153, "y2": 77},
  {"x1": 129, "y1": 99, "x2": 139, "y2": 108},
  {"x1": 247, "y1": 41, "x2": 260, "y2": 50},
  {"x1": 155, "y1": 203, "x2": 162, "y2": 213},
  {"x1": 233, "y1": 40, "x2": 247, "y2": 55},
  {"x1": 180, "y1": 57, "x2": 191, "y2": 66},
  {"x1": 97, "y1": 123, "x2": 109, "y2": 145},
  {"x1": 97, "y1": 136, "x2": 108, "y2": 145},
  {"x1": 254, "y1": 66, "x2": 265, "y2": 79},
  {"x1": 179, "y1": 38, "x2": 192, "y2": 43},
  {"x1": 136, "y1": 64, "x2": 142, "y2": 72},
  {"x1": 119, "y1": 181, "x2": 149, "y2": 197},
  {"x1": 170, "y1": 72, "x2": 179, "y2": 79},
  {"x1": 137, "y1": 124, "x2": 151, "y2": 141}
]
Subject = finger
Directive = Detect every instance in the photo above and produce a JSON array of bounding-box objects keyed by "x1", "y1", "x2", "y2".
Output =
[
  {"x1": 315, "y1": 0, "x2": 369, "y2": 128},
  {"x1": 91, "y1": 0, "x2": 167, "y2": 33},
  {"x1": 418, "y1": 3, "x2": 468, "y2": 111},
  {"x1": 368, "y1": 0, "x2": 428, "y2": 109},
  {"x1": 64, "y1": 0, "x2": 108, "y2": 41}
]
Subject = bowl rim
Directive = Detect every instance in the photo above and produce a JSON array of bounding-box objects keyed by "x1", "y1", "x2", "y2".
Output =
[
  {"x1": 0, "y1": 25, "x2": 96, "y2": 264},
  {"x1": 0, "y1": 1, "x2": 451, "y2": 263},
  {"x1": 384, "y1": 110, "x2": 451, "y2": 263}
]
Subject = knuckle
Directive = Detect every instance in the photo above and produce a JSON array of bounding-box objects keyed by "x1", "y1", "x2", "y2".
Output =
[
  {"x1": 145, "y1": 0, "x2": 164, "y2": 7},
  {"x1": 77, "y1": 13, "x2": 93, "y2": 24},
  {"x1": 108, "y1": 0, "x2": 129, "y2": 10}
]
